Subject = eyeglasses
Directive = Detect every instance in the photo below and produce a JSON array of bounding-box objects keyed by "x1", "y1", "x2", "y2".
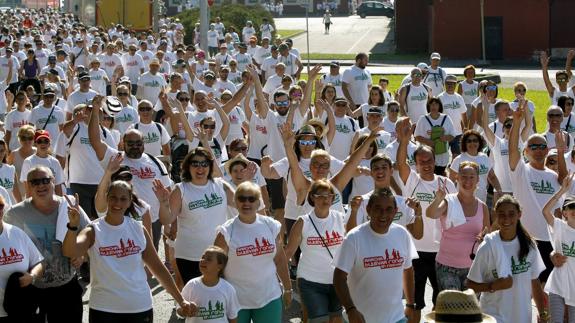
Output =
[
  {"x1": 179, "y1": 97, "x2": 190, "y2": 101},
  {"x1": 557, "y1": 78, "x2": 568, "y2": 83},
  {"x1": 36, "y1": 139, "x2": 50, "y2": 144},
  {"x1": 299, "y1": 139, "x2": 317, "y2": 146},
  {"x1": 528, "y1": 143, "x2": 548, "y2": 151},
  {"x1": 389, "y1": 107, "x2": 400, "y2": 113},
  {"x1": 138, "y1": 107, "x2": 153, "y2": 112},
  {"x1": 466, "y1": 138, "x2": 479, "y2": 143},
  {"x1": 291, "y1": 92, "x2": 302, "y2": 98},
  {"x1": 232, "y1": 146, "x2": 248, "y2": 152},
  {"x1": 275, "y1": 100, "x2": 289, "y2": 107},
  {"x1": 43, "y1": 94, "x2": 55, "y2": 98},
  {"x1": 313, "y1": 193, "x2": 335, "y2": 199},
  {"x1": 547, "y1": 159, "x2": 558, "y2": 165},
  {"x1": 30, "y1": 177, "x2": 51, "y2": 186},
  {"x1": 311, "y1": 162, "x2": 330, "y2": 169},
  {"x1": 486, "y1": 85, "x2": 497, "y2": 91},
  {"x1": 237, "y1": 195, "x2": 257, "y2": 203},
  {"x1": 125, "y1": 140, "x2": 143, "y2": 146},
  {"x1": 515, "y1": 88, "x2": 526, "y2": 93},
  {"x1": 202, "y1": 124, "x2": 216, "y2": 130},
  {"x1": 548, "y1": 113, "x2": 563, "y2": 118},
  {"x1": 117, "y1": 92, "x2": 129, "y2": 96},
  {"x1": 412, "y1": 73, "x2": 422, "y2": 77},
  {"x1": 190, "y1": 160, "x2": 210, "y2": 168}
]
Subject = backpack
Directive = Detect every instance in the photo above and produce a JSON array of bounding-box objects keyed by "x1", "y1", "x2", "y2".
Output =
[
  {"x1": 145, "y1": 153, "x2": 169, "y2": 176},
  {"x1": 170, "y1": 137, "x2": 189, "y2": 183},
  {"x1": 423, "y1": 67, "x2": 445, "y2": 87},
  {"x1": 424, "y1": 115, "x2": 448, "y2": 155}
]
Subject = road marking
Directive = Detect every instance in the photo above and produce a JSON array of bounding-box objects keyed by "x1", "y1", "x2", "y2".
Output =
[{"x1": 346, "y1": 27, "x2": 373, "y2": 54}]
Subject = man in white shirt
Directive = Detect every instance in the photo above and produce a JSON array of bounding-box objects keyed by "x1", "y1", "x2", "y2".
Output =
[
  {"x1": 423, "y1": 52, "x2": 447, "y2": 97},
  {"x1": 342, "y1": 53, "x2": 371, "y2": 107},
  {"x1": 214, "y1": 44, "x2": 233, "y2": 66},
  {"x1": 99, "y1": 42, "x2": 123, "y2": 94},
  {"x1": 215, "y1": 66, "x2": 237, "y2": 95},
  {"x1": 0, "y1": 47, "x2": 20, "y2": 94},
  {"x1": 136, "y1": 58, "x2": 167, "y2": 106},
  {"x1": 334, "y1": 187, "x2": 417, "y2": 323},
  {"x1": 39, "y1": 55, "x2": 66, "y2": 85},
  {"x1": 121, "y1": 44, "x2": 145, "y2": 94},
  {"x1": 29, "y1": 87, "x2": 65, "y2": 141},
  {"x1": 437, "y1": 74, "x2": 467, "y2": 156},
  {"x1": 214, "y1": 16, "x2": 225, "y2": 44},
  {"x1": 136, "y1": 41, "x2": 155, "y2": 71},
  {"x1": 66, "y1": 71, "x2": 98, "y2": 120},
  {"x1": 261, "y1": 45, "x2": 279, "y2": 81},
  {"x1": 277, "y1": 43, "x2": 303, "y2": 80},
  {"x1": 260, "y1": 18, "x2": 275, "y2": 40},
  {"x1": 263, "y1": 63, "x2": 289, "y2": 96},
  {"x1": 321, "y1": 61, "x2": 344, "y2": 97}
]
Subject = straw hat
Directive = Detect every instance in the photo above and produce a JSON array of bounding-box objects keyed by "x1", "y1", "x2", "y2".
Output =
[
  {"x1": 224, "y1": 153, "x2": 250, "y2": 176},
  {"x1": 305, "y1": 118, "x2": 328, "y2": 138},
  {"x1": 424, "y1": 289, "x2": 495, "y2": 323}
]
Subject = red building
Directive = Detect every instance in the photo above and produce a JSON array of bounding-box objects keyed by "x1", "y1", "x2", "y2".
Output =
[{"x1": 395, "y1": 0, "x2": 575, "y2": 60}]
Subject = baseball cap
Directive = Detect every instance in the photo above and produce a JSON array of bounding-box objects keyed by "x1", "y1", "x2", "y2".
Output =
[
  {"x1": 149, "y1": 58, "x2": 160, "y2": 66},
  {"x1": 367, "y1": 107, "x2": 384, "y2": 115},
  {"x1": 416, "y1": 62, "x2": 428, "y2": 70},
  {"x1": 238, "y1": 42, "x2": 247, "y2": 49},
  {"x1": 278, "y1": 43, "x2": 289, "y2": 51},
  {"x1": 118, "y1": 76, "x2": 131, "y2": 84},
  {"x1": 78, "y1": 71, "x2": 90, "y2": 80},
  {"x1": 220, "y1": 89, "x2": 233, "y2": 99},
  {"x1": 430, "y1": 52, "x2": 441, "y2": 60},
  {"x1": 56, "y1": 49, "x2": 68, "y2": 56},
  {"x1": 4, "y1": 47, "x2": 12, "y2": 52},
  {"x1": 270, "y1": 45, "x2": 278, "y2": 51},
  {"x1": 330, "y1": 61, "x2": 340, "y2": 67},
  {"x1": 34, "y1": 130, "x2": 50, "y2": 142},
  {"x1": 204, "y1": 71, "x2": 216, "y2": 79},
  {"x1": 196, "y1": 50, "x2": 206, "y2": 58},
  {"x1": 48, "y1": 55, "x2": 56, "y2": 61},
  {"x1": 563, "y1": 198, "x2": 575, "y2": 210},
  {"x1": 43, "y1": 87, "x2": 55, "y2": 95},
  {"x1": 445, "y1": 75, "x2": 457, "y2": 83},
  {"x1": 334, "y1": 97, "x2": 348, "y2": 104},
  {"x1": 48, "y1": 69, "x2": 59, "y2": 75}
]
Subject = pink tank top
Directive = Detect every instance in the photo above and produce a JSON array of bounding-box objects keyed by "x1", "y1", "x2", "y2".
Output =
[{"x1": 436, "y1": 200, "x2": 484, "y2": 269}]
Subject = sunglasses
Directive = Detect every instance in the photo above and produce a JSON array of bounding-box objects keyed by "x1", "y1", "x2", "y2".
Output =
[
  {"x1": 138, "y1": 107, "x2": 153, "y2": 112},
  {"x1": 291, "y1": 93, "x2": 302, "y2": 98},
  {"x1": 311, "y1": 162, "x2": 330, "y2": 170},
  {"x1": 20, "y1": 135, "x2": 34, "y2": 141},
  {"x1": 125, "y1": 140, "x2": 143, "y2": 146},
  {"x1": 179, "y1": 97, "x2": 190, "y2": 101},
  {"x1": 504, "y1": 123, "x2": 513, "y2": 129},
  {"x1": 557, "y1": 78, "x2": 568, "y2": 83},
  {"x1": 466, "y1": 138, "x2": 479, "y2": 143},
  {"x1": 117, "y1": 92, "x2": 129, "y2": 96},
  {"x1": 232, "y1": 146, "x2": 248, "y2": 152},
  {"x1": 43, "y1": 94, "x2": 55, "y2": 98},
  {"x1": 202, "y1": 124, "x2": 216, "y2": 130},
  {"x1": 275, "y1": 101, "x2": 289, "y2": 107},
  {"x1": 486, "y1": 85, "x2": 497, "y2": 91},
  {"x1": 299, "y1": 139, "x2": 317, "y2": 146},
  {"x1": 190, "y1": 160, "x2": 210, "y2": 168},
  {"x1": 548, "y1": 113, "x2": 563, "y2": 118},
  {"x1": 412, "y1": 73, "x2": 422, "y2": 77},
  {"x1": 30, "y1": 177, "x2": 51, "y2": 186},
  {"x1": 36, "y1": 139, "x2": 50, "y2": 144},
  {"x1": 237, "y1": 195, "x2": 257, "y2": 203},
  {"x1": 528, "y1": 143, "x2": 548, "y2": 151},
  {"x1": 313, "y1": 193, "x2": 335, "y2": 199}
]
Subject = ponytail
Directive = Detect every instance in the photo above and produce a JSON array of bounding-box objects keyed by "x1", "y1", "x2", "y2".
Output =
[{"x1": 516, "y1": 220, "x2": 535, "y2": 261}]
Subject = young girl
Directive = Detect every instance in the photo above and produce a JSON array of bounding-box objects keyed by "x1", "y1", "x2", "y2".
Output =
[
  {"x1": 0, "y1": 140, "x2": 21, "y2": 203},
  {"x1": 179, "y1": 246, "x2": 240, "y2": 323},
  {"x1": 19, "y1": 130, "x2": 64, "y2": 196},
  {"x1": 542, "y1": 173, "x2": 575, "y2": 322}
]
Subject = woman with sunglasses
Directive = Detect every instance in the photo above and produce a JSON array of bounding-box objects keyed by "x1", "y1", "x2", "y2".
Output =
[
  {"x1": 63, "y1": 180, "x2": 196, "y2": 322},
  {"x1": 473, "y1": 80, "x2": 499, "y2": 127},
  {"x1": 449, "y1": 130, "x2": 500, "y2": 203},
  {"x1": 541, "y1": 51, "x2": 575, "y2": 105},
  {"x1": 285, "y1": 179, "x2": 346, "y2": 323},
  {"x1": 111, "y1": 84, "x2": 139, "y2": 135},
  {"x1": 4, "y1": 91, "x2": 31, "y2": 152},
  {"x1": 544, "y1": 105, "x2": 574, "y2": 151},
  {"x1": 481, "y1": 97, "x2": 531, "y2": 198},
  {"x1": 0, "y1": 194, "x2": 44, "y2": 322},
  {"x1": 7, "y1": 126, "x2": 35, "y2": 200},
  {"x1": 19, "y1": 130, "x2": 64, "y2": 197},
  {"x1": 466, "y1": 195, "x2": 548, "y2": 323},
  {"x1": 558, "y1": 95, "x2": 575, "y2": 135},
  {"x1": 427, "y1": 161, "x2": 490, "y2": 292},
  {"x1": 222, "y1": 153, "x2": 268, "y2": 218},
  {"x1": 168, "y1": 147, "x2": 235, "y2": 285},
  {"x1": 382, "y1": 101, "x2": 400, "y2": 140},
  {"x1": 214, "y1": 181, "x2": 291, "y2": 323}
]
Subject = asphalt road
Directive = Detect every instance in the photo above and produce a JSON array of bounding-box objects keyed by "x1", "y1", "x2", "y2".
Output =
[{"x1": 274, "y1": 16, "x2": 394, "y2": 55}]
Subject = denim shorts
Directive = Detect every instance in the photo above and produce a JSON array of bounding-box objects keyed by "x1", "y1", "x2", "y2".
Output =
[{"x1": 297, "y1": 278, "x2": 342, "y2": 319}]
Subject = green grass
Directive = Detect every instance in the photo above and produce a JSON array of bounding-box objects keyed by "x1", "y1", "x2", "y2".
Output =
[
  {"x1": 276, "y1": 29, "x2": 306, "y2": 39},
  {"x1": 301, "y1": 74, "x2": 551, "y2": 132},
  {"x1": 301, "y1": 53, "x2": 428, "y2": 62}
]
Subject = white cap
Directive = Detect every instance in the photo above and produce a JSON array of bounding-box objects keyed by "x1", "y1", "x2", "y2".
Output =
[{"x1": 430, "y1": 52, "x2": 441, "y2": 60}]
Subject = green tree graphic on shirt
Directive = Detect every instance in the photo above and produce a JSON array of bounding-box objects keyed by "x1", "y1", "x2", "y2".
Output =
[
  {"x1": 562, "y1": 241, "x2": 575, "y2": 257},
  {"x1": 197, "y1": 299, "x2": 225, "y2": 320}
]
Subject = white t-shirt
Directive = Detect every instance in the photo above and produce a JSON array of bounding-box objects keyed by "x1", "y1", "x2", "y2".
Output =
[
  {"x1": 350, "y1": 159, "x2": 373, "y2": 198},
  {"x1": 488, "y1": 137, "x2": 520, "y2": 193},
  {"x1": 261, "y1": 56, "x2": 278, "y2": 80},
  {"x1": 114, "y1": 106, "x2": 140, "y2": 134},
  {"x1": 98, "y1": 53, "x2": 122, "y2": 79},
  {"x1": 137, "y1": 72, "x2": 167, "y2": 105},
  {"x1": 423, "y1": 66, "x2": 446, "y2": 96},
  {"x1": 127, "y1": 122, "x2": 170, "y2": 157},
  {"x1": 510, "y1": 159, "x2": 561, "y2": 241},
  {"x1": 175, "y1": 180, "x2": 228, "y2": 261},
  {"x1": 4, "y1": 109, "x2": 31, "y2": 151},
  {"x1": 246, "y1": 112, "x2": 269, "y2": 160},
  {"x1": 218, "y1": 215, "x2": 282, "y2": 309},
  {"x1": 450, "y1": 152, "x2": 492, "y2": 202},
  {"x1": 29, "y1": 105, "x2": 65, "y2": 141},
  {"x1": 0, "y1": 223, "x2": 43, "y2": 318},
  {"x1": 358, "y1": 127, "x2": 391, "y2": 154},
  {"x1": 341, "y1": 65, "x2": 372, "y2": 105},
  {"x1": 66, "y1": 89, "x2": 98, "y2": 114},
  {"x1": 225, "y1": 106, "x2": 246, "y2": 145},
  {"x1": 321, "y1": 73, "x2": 344, "y2": 97},
  {"x1": 88, "y1": 217, "x2": 151, "y2": 313},
  {"x1": 460, "y1": 80, "x2": 479, "y2": 105},
  {"x1": 181, "y1": 277, "x2": 240, "y2": 323},
  {"x1": 233, "y1": 53, "x2": 252, "y2": 72},
  {"x1": 545, "y1": 218, "x2": 575, "y2": 306},
  {"x1": 329, "y1": 116, "x2": 358, "y2": 161},
  {"x1": 437, "y1": 91, "x2": 467, "y2": 135},
  {"x1": 89, "y1": 68, "x2": 108, "y2": 96},
  {"x1": 277, "y1": 53, "x2": 299, "y2": 77},
  {"x1": 335, "y1": 223, "x2": 418, "y2": 323},
  {"x1": 263, "y1": 111, "x2": 290, "y2": 162},
  {"x1": 0, "y1": 164, "x2": 17, "y2": 203},
  {"x1": 562, "y1": 113, "x2": 575, "y2": 134},
  {"x1": 384, "y1": 140, "x2": 417, "y2": 194},
  {"x1": 402, "y1": 170, "x2": 456, "y2": 252},
  {"x1": 67, "y1": 123, "x2": 116, "y2": 184},
  {"x1": 297, "y1": 210, "x2": 345, "y2": 284},
  {"x1": 467, "y1": 235, "x2": 545, "y2": 323},
  {"x1": 345, "y1": 193, "x2": 416, "y2": 230},
  {"x1": 20, "y1": 154, "x2": 64, "y2": 185},
  {"x1": 404, "y1": 84, "x2": 430, "y2": 122},
  {"x1": 121, "y1": 53, "x2": 145, "y2": 84},
  {"x1": 414, "y1": 114, "x2": 455, "y2": 167}
]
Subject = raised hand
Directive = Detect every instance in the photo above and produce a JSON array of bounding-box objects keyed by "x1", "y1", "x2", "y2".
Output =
[
  {"x1": 261, "y1": 156, "x2": 273, "y2": 170},
  {"x1": 193, "y1": 126, "x2": 210, "y2": 143},
  {"x1": 568, "y1": 49, "x2": 575, "y2": 62},
  {"x1": 556, "y1": 131, "x2": 567, "y2": 153},
  {"x1": 540, "y1": 51, "x2": 549, "y2": 68},
  {"x1": 511, "y1": 104, "x2": 524, "y2": 120},
  {"x1": 243, "y1": 161, "x2": 258, "y2": 181},
  {"x1": 350, "y1": 196, "x2": 363, "y2": 212},
  {"x1": 435, "y1": 178, "x2": 447, "y2": 201},
  {"x1": 559, "y1": 172, "x2": 574, "y2": 194},
  {"x1": 92, "y1": 95, "x2": 104, "y2": 109},
  {"x1": 308, "y1": 64, "x2": 323, "y2": 80},
  {"x1": 279, "y1": 122, "x2": 295, "y2": 147},
  {"x1": 65, "y1": 193, "x2": 81, "y2": 227},
  {"x1": 406, "y1": 197, "x2": 421, "y2": 212},
  {"x1": 106, "y1": 153, "x2": 124, "y2": 174},
  {"x1": 152, "y1": 179, "x2": 170, "y2": 203},
  {"x1": 396, "y1": 117, "x2": 412, "y2": 142}
]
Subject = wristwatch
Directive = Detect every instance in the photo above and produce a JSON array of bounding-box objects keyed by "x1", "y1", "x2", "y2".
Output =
[
  {"x1": 66, "y1": 223, "x2": 79, "y2": 231},
  {"x1": 405, "y1": 303, "x2": 416, "y2": 309}
]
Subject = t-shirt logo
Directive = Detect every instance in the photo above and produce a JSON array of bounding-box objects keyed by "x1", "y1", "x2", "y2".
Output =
[
  {"x1": 336, "y1": 124, "x2": 350, "y2": 134},
  {"x1": 562, "y1": 241, "x2": 575, "y2": 257},
  {"x1": 410, "y1": 92, "x2": 427, "y2": 102},
  {"x1": 510, "y1": 256, "x2": 531, "y2": 275},
  {"x1": 116, "y1": 114, "x2": 134, "y2": 123},
  {"x1": 464, "y1": 88, "x2": 477, "y2": 97},
  {"x1": 188, "y1": 193, "x2": 223, "y2": 210},
  {"x1": 143, "y1": 132, "x2": 160, "y2": 144},
  {"x1": 307, "y1": 230, "x2": 343, "y2": 246},
  {"x1": 236, "y1": 237, "x2": 275, "y2": 256},
  {"x1": 530, "y1": 180, "x2": 555, "y2": 194},
  {"x1": 415, "y1": 191, "x2": 435, "y2": 204},
  {"x1": 393, "y1": 212, "x2": 403, "y2": 222},
  {"x1": 354, "y1": 73, "x2": 368, "y2": 81},
  {"x1": 80, "y1": 137, "x2": 91, "y2": 145},
  {"x1": 256, "y1": 125, "x2": 267, "y2": 134},
  {"x1": 0, "y1": 247, "x2": 24, "y2": 265},
  {"x1": 198, "y1": 300, "x2": 225, "y2": 320},
  {"x1": 11, "y1": 119, "x2": 28, "y2": 129},
  {"x1": 443, "y1": 101, "x2": 460, "y2": 110},
  {"x1": 37, "y1": 116, "x2": 57, "y2": 126},
  {"x1": 131, "y1": 166, "x2": 156, "y2": 179},
  {"x1": 144, "y1": 80, "x2": 161, "y2": 88},
  {"x1": 0, "y1": 177, "x2": 14, "y2": 189},
  {"x1": 363, "y1": 249, "x2": 404, "y2": 269},
  {"x1": 478, "y1": 164, "x2": 488, "y2": 175},
  {"x1": 99, "y1": 238, "x2": 141, "y2": 258}
]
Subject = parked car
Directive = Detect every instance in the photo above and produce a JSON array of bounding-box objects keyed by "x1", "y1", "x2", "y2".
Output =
[{"x1": 357, "y1": 1, "x2": 394, "y2": 18}]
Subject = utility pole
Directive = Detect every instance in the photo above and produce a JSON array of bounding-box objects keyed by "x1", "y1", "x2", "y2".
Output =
[{"x1": 199, "y1": 0, "x2": 209, "y2": 51}]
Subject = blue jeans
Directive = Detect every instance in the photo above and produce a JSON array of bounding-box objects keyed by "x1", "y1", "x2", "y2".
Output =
[{"x1": 298, "y1": 278, "x2": 342, "y2": 319}]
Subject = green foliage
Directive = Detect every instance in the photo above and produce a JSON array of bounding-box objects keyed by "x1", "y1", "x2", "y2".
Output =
[{"x1": 176, "y1": 4, "x2": 276, "y2": 45}]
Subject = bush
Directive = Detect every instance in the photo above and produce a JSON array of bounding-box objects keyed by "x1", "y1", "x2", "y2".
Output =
[{"x1": 176, "y1": 4, "x2": 276, "y2": 45}]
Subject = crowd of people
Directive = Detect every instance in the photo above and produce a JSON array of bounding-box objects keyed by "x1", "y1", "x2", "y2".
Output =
[{"x1": 1, "y1": 5, "x2": 575, "y2": 323}]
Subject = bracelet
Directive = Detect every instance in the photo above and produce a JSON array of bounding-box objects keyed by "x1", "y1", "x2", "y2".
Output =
[
  {"x1": 405, "y1": 303, "x2": 416, "y2": 309},
  {"x1": 66, "y1": 223, "x2": 79, "y2": 231},
  {"x1": 284, "y1": 289, "x2": 293, "y2": 293},
  {"x1": 345, "y1": 306, "x2": 356, "y2": 312}
]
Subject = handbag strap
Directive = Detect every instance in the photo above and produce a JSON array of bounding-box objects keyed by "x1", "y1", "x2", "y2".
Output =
[{"x1": 308, "y1": 214, "x2": 334, "y2": 259}]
